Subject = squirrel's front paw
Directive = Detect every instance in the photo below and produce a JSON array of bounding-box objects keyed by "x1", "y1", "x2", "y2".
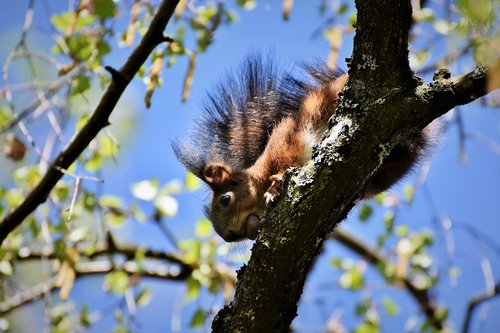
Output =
[{"x1": 264, "y1": 174, "x2": 283, "y2": 206}]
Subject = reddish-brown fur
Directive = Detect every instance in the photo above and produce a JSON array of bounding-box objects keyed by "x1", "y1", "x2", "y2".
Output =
[{"x1": 203, "y1": 74, "x2": 350, "y2": 241}]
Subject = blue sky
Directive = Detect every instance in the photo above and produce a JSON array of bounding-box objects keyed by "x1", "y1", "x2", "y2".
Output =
[{"x1": 1, "y1": 1, "x2": 499, "y2": 332}]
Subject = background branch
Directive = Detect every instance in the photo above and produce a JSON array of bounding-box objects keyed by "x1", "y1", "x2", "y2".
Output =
[
  {"x1": 332, "y1": 229, "x2": 443, "y2": 329},
  {"x1": 462, "y1": 281, "x2": 500, "y2": 333},
  {"x1": 0, "y1": 0, "x2": 181, "y2": 243}
]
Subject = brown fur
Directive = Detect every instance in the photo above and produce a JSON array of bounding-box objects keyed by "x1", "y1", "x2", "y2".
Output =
[{"x1": 176, "y1": 62, "x2": 431, "y2": 242}]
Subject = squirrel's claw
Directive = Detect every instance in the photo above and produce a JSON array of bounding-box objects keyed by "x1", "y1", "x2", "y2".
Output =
[{"x1": 264, "y1": 174, "x2": 283, "y2": 206}]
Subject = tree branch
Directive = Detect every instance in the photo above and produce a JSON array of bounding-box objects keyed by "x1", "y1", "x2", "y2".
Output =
[
  {"x1": 211, "y1": 0, "x2": 497, "y2": 329},
  {"x1": 332, "y1": 229, "x2": 443, "y2": 329},
  {"x1": 0, "y1": 0, "x2": 181, "y2": 243},
  {"x1": 1, "y1": 239, "x2": 239, "y2": 314},
  {"x1": 462, "y1": 281, "x2": 500, "y2": 333}
]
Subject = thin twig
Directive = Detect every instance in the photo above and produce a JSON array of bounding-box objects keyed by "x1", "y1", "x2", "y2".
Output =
[{"x1": 462, "y1": 281, "x2": 500, "y2": 333}]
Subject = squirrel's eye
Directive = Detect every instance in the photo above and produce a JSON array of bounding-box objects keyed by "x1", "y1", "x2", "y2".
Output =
[{"x1": 220, "y1": 194, "x2": 231, "y2": 207}]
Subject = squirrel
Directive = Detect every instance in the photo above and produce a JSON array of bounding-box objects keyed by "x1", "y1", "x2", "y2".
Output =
[{"x1": 173, "y1": 55, "x2": 433, "y2": 242}]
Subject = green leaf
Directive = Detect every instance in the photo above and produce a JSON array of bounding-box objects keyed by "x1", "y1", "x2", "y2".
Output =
[
  {"x1": 195, "y1": 219, "x2": 213, "y2": 238},
  {"x1": 382, "y1": 297, "x2": 399, "y2": 316},
  {"x1": 106, "y1": 208, "x2": 126, "y2": 227},
  {"x1": 358, "y1": 204, "x2": 373, "y2": 222},
  {"x1": 180, "y1": 240, "x2": 201, "y2": 265},
  {"x1": 413, "y1": 8, "x2": 435, "y2": 22},
  {"x1": 136, "y1": 288, "x2": 153, "y2": 307},
  {"x1": 104, "y1": 271, "x2": 129, "y2": 295},
  {"x1": 412, "y1": 273, "x2": 433, "y2": 290},
  {"x1": 189, "y1": 308, "x2": 206, "y2": 328},
  {"x1": 54, "y1": 183, "x2": 70, "y2": 202},
  {"x1": 330, "y1": 257, "x2": 342, "y2": 268},
  {"x1": 383, "y1": 212, "x2": 395, "y2": 231},
  {"x1": 131, "y1": 204, "x2": 147, "y2": 223},
  {"x1": 236, "y1": 0, "x2": 257, "y2": 10},
  {"x1": 337, "y1": 4, "x2": 349, "y2": 15},
  {"x1": 131, "y1": 180, "x2": 158, "y2": 201},
  {"x1": 185, "y1": 276, "x2": 201, "y2": 301},
  {"x1": 395, "y1": 224, "x2": 409, "y2": 237},
  {"x1": 84, "y1": 151, "x2": 103, "y2": 172},
  {"x1": 0, "y1": 108, "x2": 11, "y2": 127},
  {"x1": 51, "y1": 12, "x2": 96, "y2": 33},
  {"x1": 457, "y1": 0, "x2": 493, "y2": 25},
  {"x1": 93, "y1": 0, "x2": 117, "y2": 19},
  {"x1": 185, "y1": 172, "x2": 201, "y2": 191},
  {"x1": 434, "y1": 20, "x2": 452, "y2": 35},
  {"x1": 339, "y1": 267, "x2": 364, "y2": 290},
  {"x1": 99, "y1": 195, "x2": 123, "y2": 209},
  {"x1": 409, "y1": 49, "x2": 430, "y2": 69},
  {"x1": 68, "y1": 227, "x2": 89, "y2": 242},
  {"x1": 6, "y1": 189, "x2": 23, "y2": 207},
  {"x1": 71, "y1": 75, "x2": 90, "y2": 95},
  {"x1": 161, "y1": 179, "x2": 183, "y2": 195},
  {"x1": 403, "y1": 184, "x2": 414, "y2": 204},
  {"x1": 80, "y1": 303, "x2": 91, "y2": 328},
  {"x1": 0, "y1": 261, "x2": 13, "y2": 276},
  {"x1": 98, "y1": 134, "x2": 118, "y2": 157},
  {"x1": 353, "y1": 323, "x2": 379, "y2": 333},
  {"x1": 436, "y1": 306, "x2": 449, "y2": 321}
]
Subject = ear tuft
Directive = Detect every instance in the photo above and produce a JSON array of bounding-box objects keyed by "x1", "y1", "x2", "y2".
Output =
[{"x1": 203, "y1": 163, "x2": 231, "y2": 186}]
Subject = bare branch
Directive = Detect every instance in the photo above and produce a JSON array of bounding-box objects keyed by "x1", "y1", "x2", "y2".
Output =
[
  {"x1": 462, "y1": 281, "x2": 500, "y2": 333},
  {"x1": 0, "y1": 0, "x2": 181, "y2": 243}
]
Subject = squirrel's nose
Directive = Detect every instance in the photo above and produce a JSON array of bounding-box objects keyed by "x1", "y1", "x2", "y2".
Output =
[{"x1": 224, "y1": 230, "x2": 242, "y2": 242}]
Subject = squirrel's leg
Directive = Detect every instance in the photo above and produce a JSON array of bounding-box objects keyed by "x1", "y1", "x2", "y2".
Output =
[{"x1": 264, "y1": 173, "x2": 284, "y2": 205}]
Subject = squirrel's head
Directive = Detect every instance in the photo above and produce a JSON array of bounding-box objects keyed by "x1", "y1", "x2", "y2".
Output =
[{"x1": 202, "y1": 162, "x2": 264, "y2": 242}]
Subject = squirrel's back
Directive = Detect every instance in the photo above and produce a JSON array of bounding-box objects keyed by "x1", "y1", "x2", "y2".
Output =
[{"x1": 173, "y1": 55, "x2": 344, "y2": 179}]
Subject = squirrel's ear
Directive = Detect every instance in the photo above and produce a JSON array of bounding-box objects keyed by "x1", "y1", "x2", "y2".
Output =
[{"x1": 203, "y1": 163, "x2": 231, "y2": 186}]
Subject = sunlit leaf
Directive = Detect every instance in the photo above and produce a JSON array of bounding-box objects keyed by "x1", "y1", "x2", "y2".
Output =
[
  {"x1": 330, "y1": 257, "x2": 342, "y2": 268},
  {"x1": 403, "y1": 184, "x2": 414, "y2": 204},
  {"x1": 236, "y1": 0, "x2": 256, "y2": 10},
  {"x1": 353, "y1": 322, "x2": 379, "y2": 333},
  {"x1": 104, "y1": 271, "x2": 129, "y2": 295},
  {"x1": 185, "y1": 276, "x2": 201, "y2": 301},
  {"x1": 339, "y1": 267, "x2": 364, "y2": 290},
  {"x1": 68, "y1": 227, "x2": 89, "y2": 242},
  {"x1": 51, "y1": 12, "x2": 96, "y2": 33},
  {"x1": 131, "y1": 180, "x2": 158, "y2": 201},
  {"x1": 413, "y1": 8, "x2": 435, "y2": 22},
  {"x1": 195, "y1": 219, "x2": 213, "y2": 238},
  {"x1": 71, "y1": 75, "x2": 90, "y2": 95},
  {"x1": 180, "y1": 240, "x2": 201, "y2": 265},
  {"x1": 0, "y1": 261, "x2": 13, "y2": 276},
  {"x1": 80, "y1": 303, "x2": 91, "y2": 328},
  {"x1": 136, "y1": 288, "x2": 153, "y2": 307},
  {"x1": 382, "y1": 297, "x2": 399, "y2": 316},
  {"x1": 434, "y1": 20, "x2": 452, "y2": 35},
  {"x1": 189, "y1": 308, "x2": 206, "y2": 328},
  {"x1": 161, "y1": 179, "x2": 183, "y2": 195},
  {"x1": 155, "y1": 195, "x2": 178, "y2": 217},
  {"x1": 99, "y1": 195, "x2": 123, "y2": 209},
  {"x1": 185, "y1": 172, "x2": 201, "y2": 191},
  {"x1": 395, "y1": 224, "x2": 409, "y2": 237}
]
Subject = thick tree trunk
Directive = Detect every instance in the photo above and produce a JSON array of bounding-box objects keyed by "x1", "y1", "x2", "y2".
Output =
[{"x1": 211, "y1": 1, "x2": 494, "y2": 332}]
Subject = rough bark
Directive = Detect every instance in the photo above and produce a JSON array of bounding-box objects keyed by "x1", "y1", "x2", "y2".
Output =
[{"x1": 211, "y1": 0, "x2": 497, "y2": 332}]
